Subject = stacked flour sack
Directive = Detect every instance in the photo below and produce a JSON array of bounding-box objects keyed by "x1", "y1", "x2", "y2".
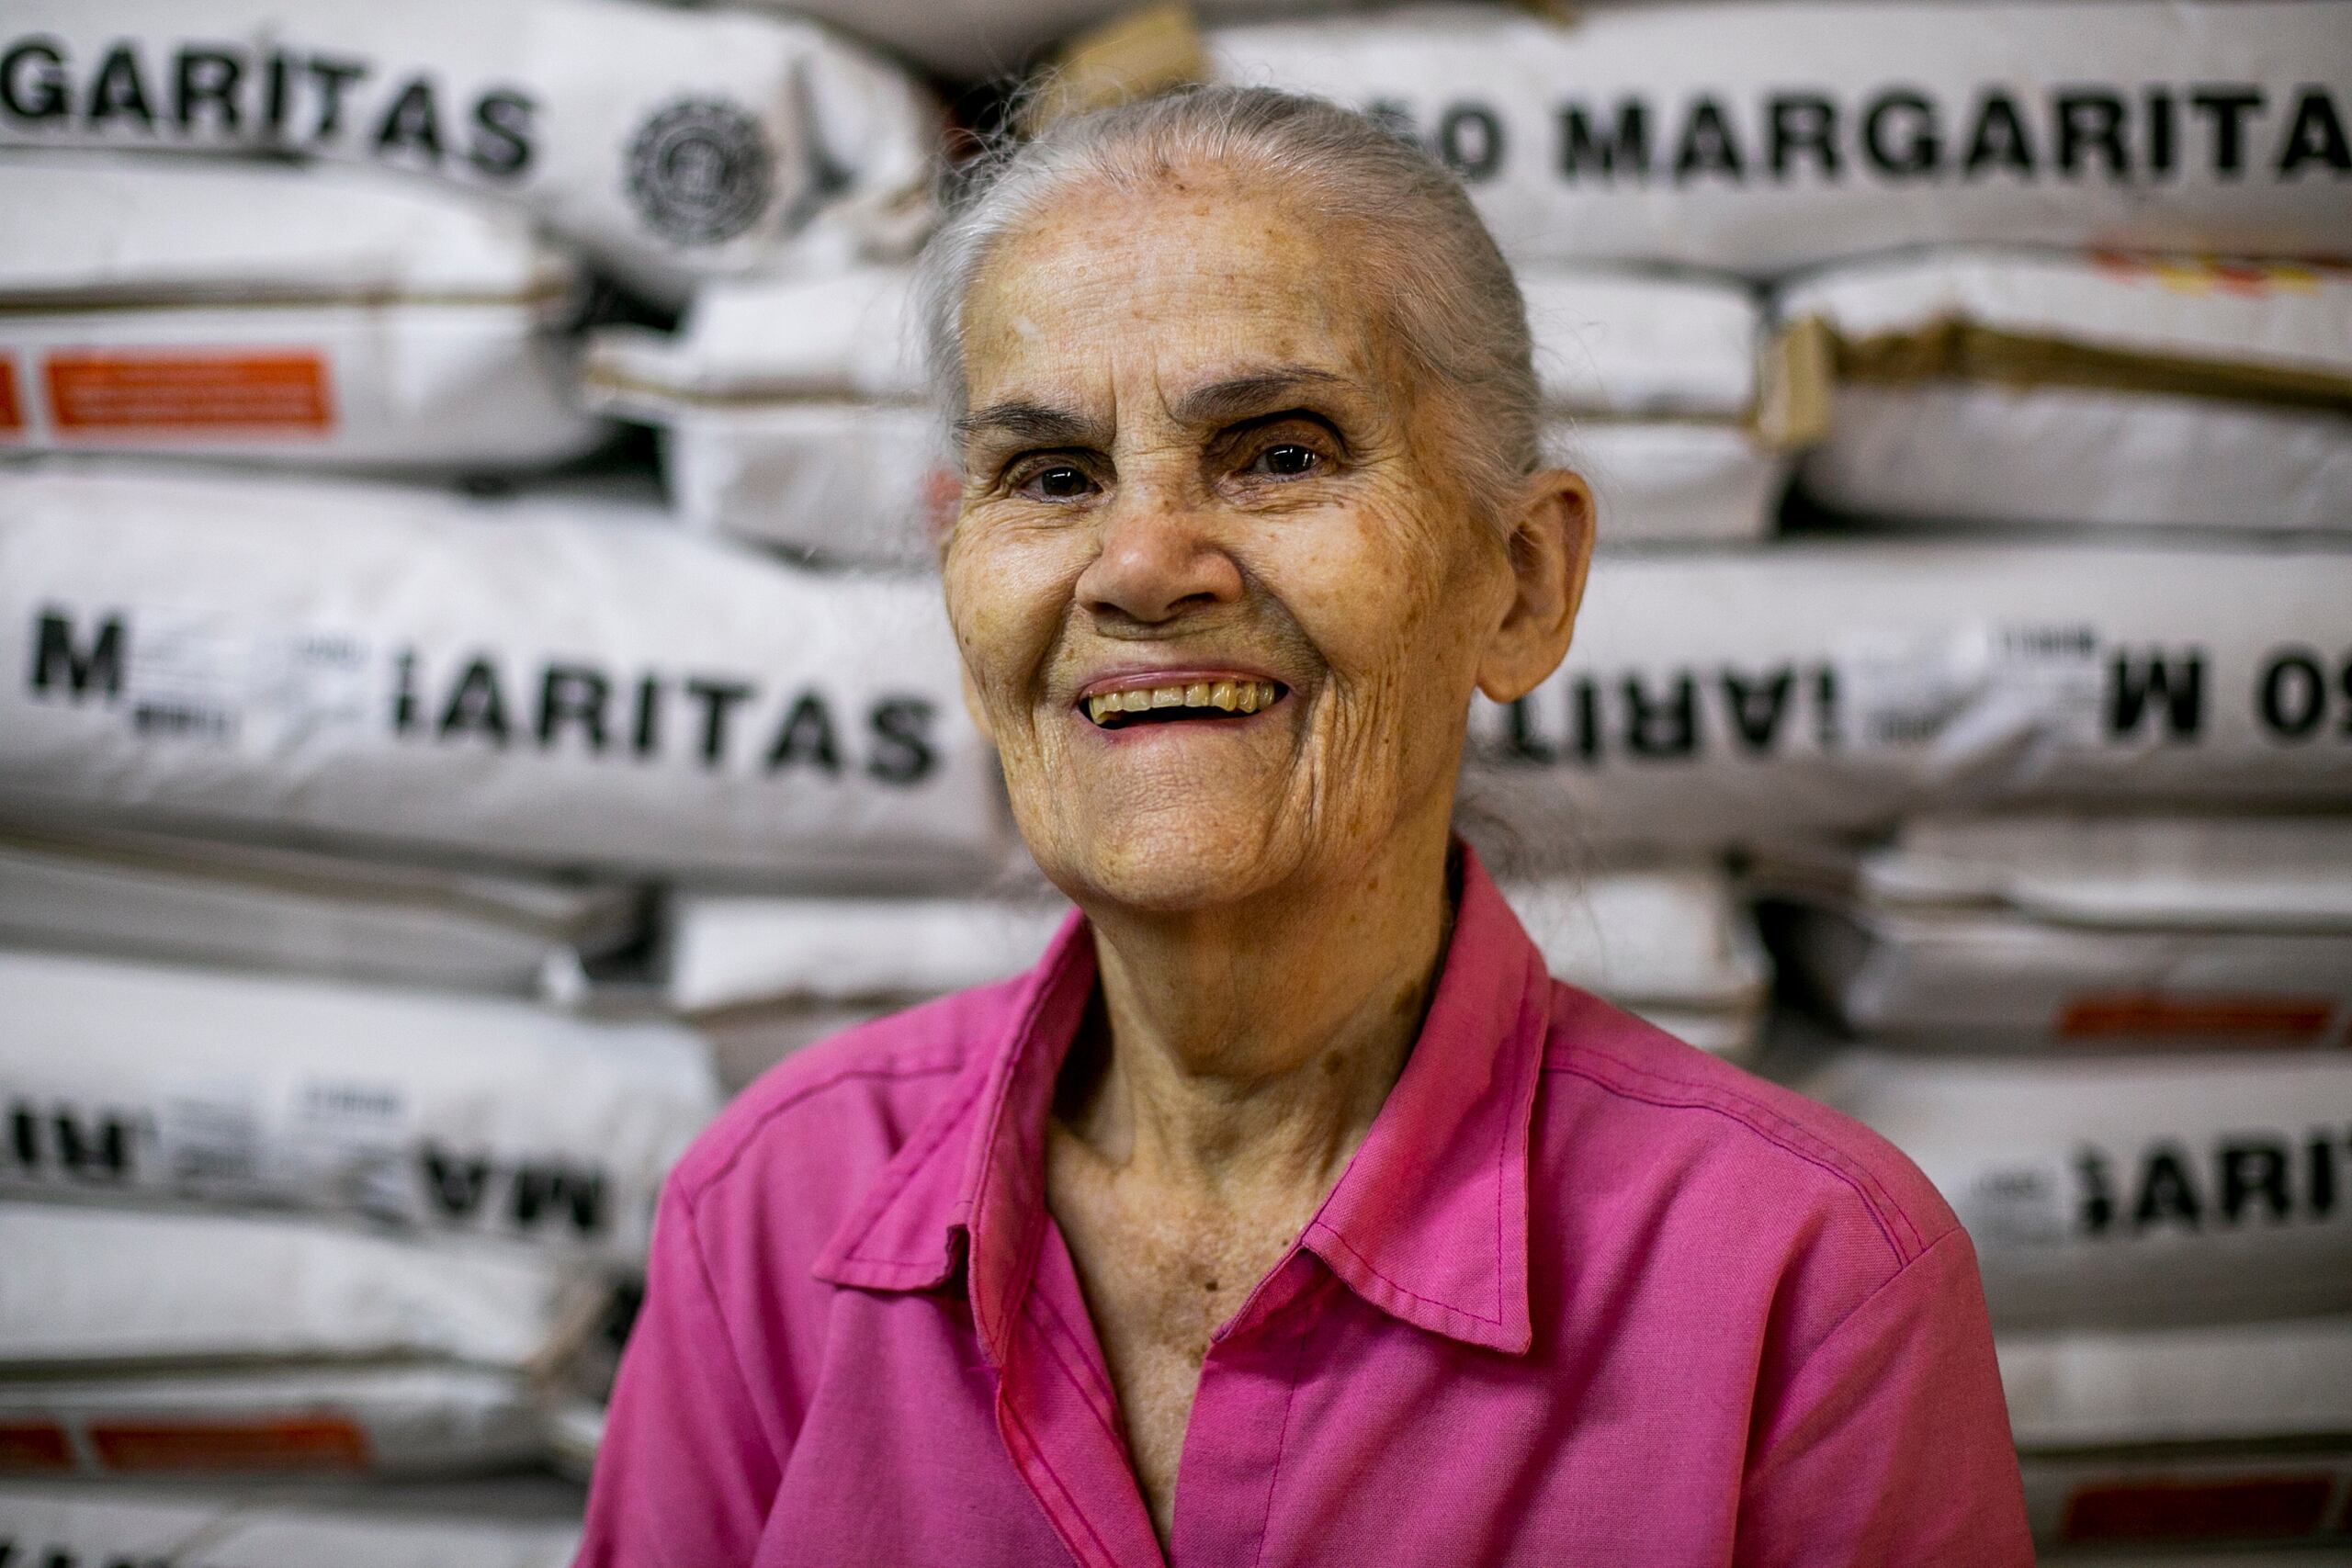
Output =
[
  {"x1": 1205, "y1": 0, "x2": 2352, "y2": 1558},
  {"x1": 1766, "y1": 258, "x2": 2352, "y2": 1551},
  {"x1": 1769, "y1": 818, "x2": 2352, "y2": 1555},
  {"x1": 0, "y1": 0, "x2": 961, "y2": 1557}
]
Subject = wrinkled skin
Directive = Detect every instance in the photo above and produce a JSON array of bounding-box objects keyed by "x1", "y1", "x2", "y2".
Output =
[
  {"x1": 940, "y1": 164, "x2": 1592, "y2": 1549},
  {"x1": 946, "y1": 175, "x2": 1575, "y2": 913}
]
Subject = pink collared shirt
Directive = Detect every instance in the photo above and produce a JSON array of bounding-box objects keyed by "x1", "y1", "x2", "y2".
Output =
[{"x1": 581, "y1": 852, "x2": 2031, "y2": 1566}]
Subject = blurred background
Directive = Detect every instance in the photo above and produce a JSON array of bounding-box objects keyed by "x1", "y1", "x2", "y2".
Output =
[{"x1": 0, "y1": 0, "x2": 2346, "y2": 1560}]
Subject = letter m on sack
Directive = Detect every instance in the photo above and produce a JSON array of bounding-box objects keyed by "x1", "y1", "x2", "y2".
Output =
[
  {"x1": 2108, "y1": 647, "x2": 2204, "y2": 741},
  {"x1": 1559, "y1": 99, "x2": 1651, "y2": 181},
  {"x1": 29, "y1": 606, "x2": 126, "y2": 703}
]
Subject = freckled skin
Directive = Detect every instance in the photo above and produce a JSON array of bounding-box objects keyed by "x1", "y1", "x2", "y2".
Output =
[{"x1": 941, "y1": 164, "x2": 1593, "y2": 1549}]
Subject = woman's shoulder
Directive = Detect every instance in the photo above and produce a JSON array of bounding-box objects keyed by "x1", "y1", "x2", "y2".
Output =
[
  {"x1": 663, "y1": 979, "x2": 1016, "y2": 1217},
  {"x1": 1532, "y1": 981, "x2": 1964, "y2": 1280}
]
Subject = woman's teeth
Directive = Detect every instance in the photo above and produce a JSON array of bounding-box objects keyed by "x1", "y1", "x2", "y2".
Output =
[{"x1": 1086, "y1": 680, "x2": 1278, "y2": 727}]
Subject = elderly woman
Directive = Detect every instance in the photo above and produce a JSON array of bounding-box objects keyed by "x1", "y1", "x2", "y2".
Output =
[{"x1": 581, "y1": 88, "x2": 2030, "y2": 1565}]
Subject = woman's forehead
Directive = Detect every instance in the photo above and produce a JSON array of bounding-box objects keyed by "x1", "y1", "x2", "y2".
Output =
[{"x1": 959, "y1": 176, "x2": 1396, "y2": 412}]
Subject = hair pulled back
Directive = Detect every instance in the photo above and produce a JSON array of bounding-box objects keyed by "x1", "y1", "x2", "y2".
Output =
[{"x1": 916, "y1": 85, "x2": 1542, "y2": 532}]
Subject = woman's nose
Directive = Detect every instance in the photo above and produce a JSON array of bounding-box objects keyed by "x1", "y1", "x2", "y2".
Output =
[{"x1": 1075, "y1": 494, "x2": 1245, "y2": 626}]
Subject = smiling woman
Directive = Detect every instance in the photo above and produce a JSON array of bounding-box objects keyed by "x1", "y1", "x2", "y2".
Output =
[{"x1": 579, "y1": 87, "x2": 2033, "y2": 1568}]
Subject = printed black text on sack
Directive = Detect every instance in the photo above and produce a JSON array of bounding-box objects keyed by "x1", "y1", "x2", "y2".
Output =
[
  {"x1": 1488, "y1": 643, "x2": 2352, "y2": 763},
  {"x1": 1369, "y1": 84, "x2": 2351, "y2": 186},
  {"x1": 0, "y1": 33, "x2": 535, "y2": 175},
  {"x1": 28, "y1": 607, "x2": 942, "y2": 783}
]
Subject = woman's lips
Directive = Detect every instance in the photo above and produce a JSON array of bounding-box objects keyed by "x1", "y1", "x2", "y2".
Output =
[{"x1": 1074, "y1": 671, "x2": 1286, "y2": 728}]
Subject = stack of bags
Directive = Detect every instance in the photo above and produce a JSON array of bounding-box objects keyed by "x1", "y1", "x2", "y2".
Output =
[
  {"x1": 1769, "y1": 816, "x2": 2352, "y2": 1548},
  {"x1": 0, "y1": 0, "x2": 962, "y2": 1554},
  {"x1": 0, "y1": 1480, "x2": 590, "y2": 1568},
  {"x1": 1202, "y1": 0, "x2": 2352, "y2": 1558}
]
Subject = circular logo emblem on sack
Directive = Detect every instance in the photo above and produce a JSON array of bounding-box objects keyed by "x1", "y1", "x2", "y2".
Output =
[{"x1": 625, "y1": 98, "x2": 775, "y2": 247}]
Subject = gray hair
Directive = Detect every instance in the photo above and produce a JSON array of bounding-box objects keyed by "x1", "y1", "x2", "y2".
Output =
[{"x1": 915, "y1": 85, "x2": 1542, "y2": 531}]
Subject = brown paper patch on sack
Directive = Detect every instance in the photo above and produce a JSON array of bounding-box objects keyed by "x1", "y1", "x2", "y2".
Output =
[
  {"x1": 1832, "y1": 321, "x2": 2352, "y2": 413},
  {"x1": 1755, "y1": 315, "x2": 1835, "y2": 447},
  {"x1": 1021, "y1": 4, "x2": 1206, "y2": 135}
]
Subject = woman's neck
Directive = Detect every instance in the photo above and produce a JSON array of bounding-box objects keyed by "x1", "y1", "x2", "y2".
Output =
[{"x1": 1056, "y1": 828, "x2": 1456, "y2": 1201}]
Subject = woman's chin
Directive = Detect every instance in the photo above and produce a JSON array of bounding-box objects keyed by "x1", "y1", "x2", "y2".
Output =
[{"x1": 1027, "y1": 812, "x2": 1294, "y2": 916}]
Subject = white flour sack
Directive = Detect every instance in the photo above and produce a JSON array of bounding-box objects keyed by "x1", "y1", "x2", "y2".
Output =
[
  {"x1": 0, "y1": 0, "x2": 938, "y2": 304},
  {"x1": 1804, "y1": 1049, "x2": 2352, "y2": 1331},
  {"x1": 733, "y1": 0, "x2": 1355, "y2": 83},
  {"x1": 0, "y1": 1205, "x2": 605, "y2": 1476},
  {"x1": 0, "y1": 1483, "x2": 582, "y2": 1566},
  {"x1": 1464, "y1": 537, "x2": 2352, "y2": 852},
  {"x1": 663, "y1": 889, "x2": 1070, "y2": 1015},
  {"x1": 1783, "y1": 252, "x2": 2352, "y2": 532},
  {"x1": 583, "y1": 265, "x2": 944, "y2": 566},
  {"x1": 1766, "y1": 814, "x2": 2352, "y2": 1049},
  {"x1": 2003, "y1": 1316, "x2": 2352, "y2": 1548},
  {"x1": 0, "y1": 152, "x2": 605, "y2": 472},
  {"x1": 1207, "y1": 2, "x2": 2352, "y2": 276},
  {"x1": 0, "y1": 1366, "x2": 549, "y2": 1478},
  {"x1": 1498, "y1": 864, "x2": 1769, "y2": 1057},
  {"x1": 1527, "y1": 269, "x2": 1790, "y2": 545},
  {"x1": 588, "y1": 264, "x2": 1791, "y2": 558},
  {"x1": 0, "y1": 820, "x2": 639, "y2": 998},
  {"x1": 0, "y1": 947, "x2": 718, "y2": 1263},
  {"x1": 0, "y1": 466, "x2": 1006, "y2": 886}
]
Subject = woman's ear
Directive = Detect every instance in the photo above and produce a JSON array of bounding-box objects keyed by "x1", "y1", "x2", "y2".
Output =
[{"x1": 1476, "y1": 468, "x2": 1594, "y2": 705}]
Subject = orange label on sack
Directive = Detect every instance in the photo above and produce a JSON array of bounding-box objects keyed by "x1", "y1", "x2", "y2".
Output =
[
  {"x1": 0, "y1": 1420, "x2": 74, "y2": 1471},
  {"x1": 89, "y1": 1415, "x2": 371, "y2": 1472},
  {"x1": 2063, "y1": 1473, "x2": 2335, "y2": 1540},
  {"x1": 0, "y1": 353, "x2": 22, "y2": 434},
  {"x1": 44, "y1": 350, "x2": 334, "y2": 434},
  {"x1": 2057, "y1": 994, "x2": 2339, "y2": 1044}
]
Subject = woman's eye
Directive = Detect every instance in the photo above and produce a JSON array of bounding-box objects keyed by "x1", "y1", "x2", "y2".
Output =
[
  {"x1": 1018, "y1": 464, "x2": 1096, "y2": 500},
  {"x1": 1254, "y1": 444, "x2": 1322, "y2": 479}
]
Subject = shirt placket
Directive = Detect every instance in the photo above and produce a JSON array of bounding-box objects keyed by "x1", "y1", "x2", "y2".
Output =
[
  {"x1": 1165, "y1": 1255, "x2": 1331, "y2": 1568},
  {"x1": 993, "y1": 1215, "x2": 1164, "y2": 1568}
]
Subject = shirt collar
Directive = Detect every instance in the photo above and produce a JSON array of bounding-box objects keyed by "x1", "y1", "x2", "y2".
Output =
[{"x1": 813, "y1": 844, "x2": 1549, "y2": 1359}]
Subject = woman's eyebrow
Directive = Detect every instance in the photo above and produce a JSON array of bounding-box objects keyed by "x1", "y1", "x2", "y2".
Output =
[
  {"x1": 954, "y1": 400, "x2": 1107, "y2": 448},
  {"x1": 1173, "y1": 367, "x2": 1354, "y2": 427}
]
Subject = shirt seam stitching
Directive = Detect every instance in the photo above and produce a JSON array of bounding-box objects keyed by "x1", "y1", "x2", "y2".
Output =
[
  {"x1": 1310, "y1": 1220, "x2": 1504, "y2": 1328},
  {"x1": 1026, "y1": 1289, "x2": 1124, "y2": 1450},
  {"x1": 1249, "y1": 1280, "x2": 1329, "y2": 1568},
  {"x1": 1544, "y1": 1052, "x2": 1925, "y2": 1263},
  {"x1": 836, "y1": 1059, "x2": 995, "y2": 1267},
  {"x1": 1746, "y1": 1222, "x2": 1972, "y2": 1490},
  {"x1": 1496, "y1": 944, "x2": 1545, "y2": 1323},
  {"x1": 1001, "y1": 1395, "x2": 1118, "y2": 1568},
  {"x1": 964, "y1": 944, "x2": 1080, "y2": 1351},
  {"x1": 678, "y1": 1186, "x2": 788, "y2": 1466},
  {"x1": 687, "y1": 1057, "x2": 967, "y2": 1199},
  {"x1": 1301, "y1": 943, "x2": 1546, "y2": 1338}
]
